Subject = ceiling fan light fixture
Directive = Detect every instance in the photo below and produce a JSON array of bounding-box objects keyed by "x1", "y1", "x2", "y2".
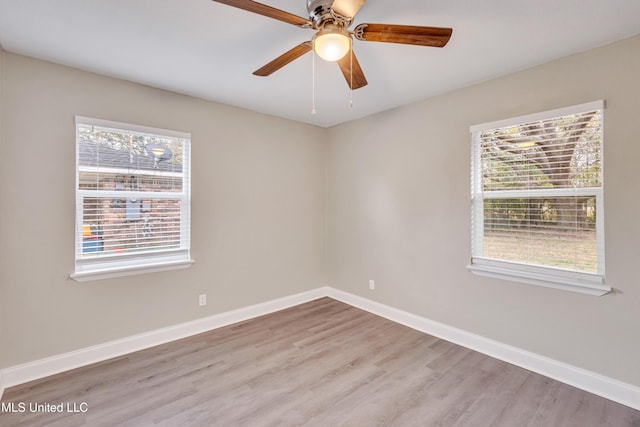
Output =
[{"x1": 313, "y1": 24, "x2": 351, "y2": 62}]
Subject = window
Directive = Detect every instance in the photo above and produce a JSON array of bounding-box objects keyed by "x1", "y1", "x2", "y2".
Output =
[
  {"x1": 72, "y1": 116, "x2": 193, "y2": 281},
  {"x1": 468, "y1": 101, "x2": 609, "y2": 295}
]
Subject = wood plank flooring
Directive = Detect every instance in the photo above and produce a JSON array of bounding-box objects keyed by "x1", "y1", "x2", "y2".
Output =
[{"x1": 1, "y1": 297, "x2": 639, "y2": 426}]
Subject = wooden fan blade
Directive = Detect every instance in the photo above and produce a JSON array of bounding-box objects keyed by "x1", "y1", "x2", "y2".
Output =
[
  {"x1": 253, "y1": 42, "x2": 312, "y2": 76},
  {"x1": 337, "y1": 50, "x2": 368, "y2": 90},
  {"x1": 354, "y1": 23, "x2": 452, "y2": 47},
  {"x1": 211, "y1": 0, "x2": 312, "y2": 27},
  {"x1": 331, "y1": 0, "x2": 366, "y2": 19}
]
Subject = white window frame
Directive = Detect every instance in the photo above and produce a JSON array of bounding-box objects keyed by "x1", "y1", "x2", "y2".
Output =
[
  {"x1": 71, "y1": 116, "x2": 194, "y2": 282},
  {"x1": 467, "y1": 101, "x2": 609, "y2": 296}
]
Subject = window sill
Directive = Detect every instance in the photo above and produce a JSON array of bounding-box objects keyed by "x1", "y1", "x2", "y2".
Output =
[
  {"x1": 467, "y1": 259, "x2": 610, "y2": 296},
  {"x1": 70, "y1": 259, "x2": 194, "y2": 282}
]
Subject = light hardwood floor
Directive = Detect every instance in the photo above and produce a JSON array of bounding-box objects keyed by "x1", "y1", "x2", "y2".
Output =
[{"x1": 1, "y1": 297, "x2": 639, "y2": 426}]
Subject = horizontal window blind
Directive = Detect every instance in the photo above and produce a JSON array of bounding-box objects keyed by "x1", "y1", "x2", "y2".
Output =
[
  {"x1": 470, "y1": 101, "x2": 607, "y2": 294},
  {"x1": 74, "y1": 116, "x2": 191, "y2": 276}
]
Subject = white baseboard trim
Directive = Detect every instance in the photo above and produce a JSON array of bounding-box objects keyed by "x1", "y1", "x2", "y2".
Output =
[
  {"x1": 325, "y1": 287, "x2": 640, "y2": 411},
  {"x1": 1, "y1": 286, "x2": 638, "y2": 412},
  {"x1": 1, "y1": 287, "x2": 328, "y2": 390}
]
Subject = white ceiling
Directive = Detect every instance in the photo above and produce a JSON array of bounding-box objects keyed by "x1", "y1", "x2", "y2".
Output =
[{"x1": 1, "y1": 0, "x2": 639, "y2": 128}]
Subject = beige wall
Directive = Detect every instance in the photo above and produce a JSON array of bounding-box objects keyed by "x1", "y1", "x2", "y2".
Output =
[
  {"x1": 0, "y1": 52, "x2": 326, "y2": 368},
  {"x1": 326, "y1": 34, "x2": 640, "y2": 387}
]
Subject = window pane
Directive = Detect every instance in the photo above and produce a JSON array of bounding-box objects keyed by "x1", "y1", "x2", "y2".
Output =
[
  {"x1": 77, "y1": 124, "x2": 185, "y2": 192},
  {"x1": 483, "y1": 196, "x2": 597, "y2": 273},
  {"x1": 80, "y1": 196, "x2": 182, "y2": 257},
  {"x1": 480, "y1": 110, "x2": 602, "y2": 191}
]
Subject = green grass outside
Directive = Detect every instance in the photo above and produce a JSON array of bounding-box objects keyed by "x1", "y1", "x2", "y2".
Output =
[{"x1": 484, "y1": 229, "x2": 597, "y2": 273}]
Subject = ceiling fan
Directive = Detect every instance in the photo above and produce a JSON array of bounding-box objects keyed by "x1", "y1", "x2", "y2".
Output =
[{"x1": 212, "y1": 0, "x2": 453, "y2": 90}]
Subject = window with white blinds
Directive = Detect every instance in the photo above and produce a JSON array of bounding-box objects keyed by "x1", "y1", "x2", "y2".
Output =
[
  {"x1": 468, "y1": 101, "x2": 609, "y2": 295},
  {"x1": 72, "y1": 116, "x2": 193, "y2": 281}
]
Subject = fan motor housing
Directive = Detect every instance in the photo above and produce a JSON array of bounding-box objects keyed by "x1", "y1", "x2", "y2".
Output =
[{"x1": 307, "y1": 0, "x2": 350, "y2": 28}]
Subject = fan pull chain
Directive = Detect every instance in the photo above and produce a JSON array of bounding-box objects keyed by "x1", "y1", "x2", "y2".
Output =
[
  {"x1": 349, "y1": 37, "x2": 354, "y2": 108},
  {"x1": 311, "y1": 42, "x2": 317, "y2": 115}
]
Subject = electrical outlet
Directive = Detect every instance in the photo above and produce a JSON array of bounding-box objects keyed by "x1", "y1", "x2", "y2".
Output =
[
  {"x1": 369, "y1": 279, "x2": 375, "y2": 290},
  {"x1": 199, "y1": 294, "x2": 207, "y2": 307}
]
